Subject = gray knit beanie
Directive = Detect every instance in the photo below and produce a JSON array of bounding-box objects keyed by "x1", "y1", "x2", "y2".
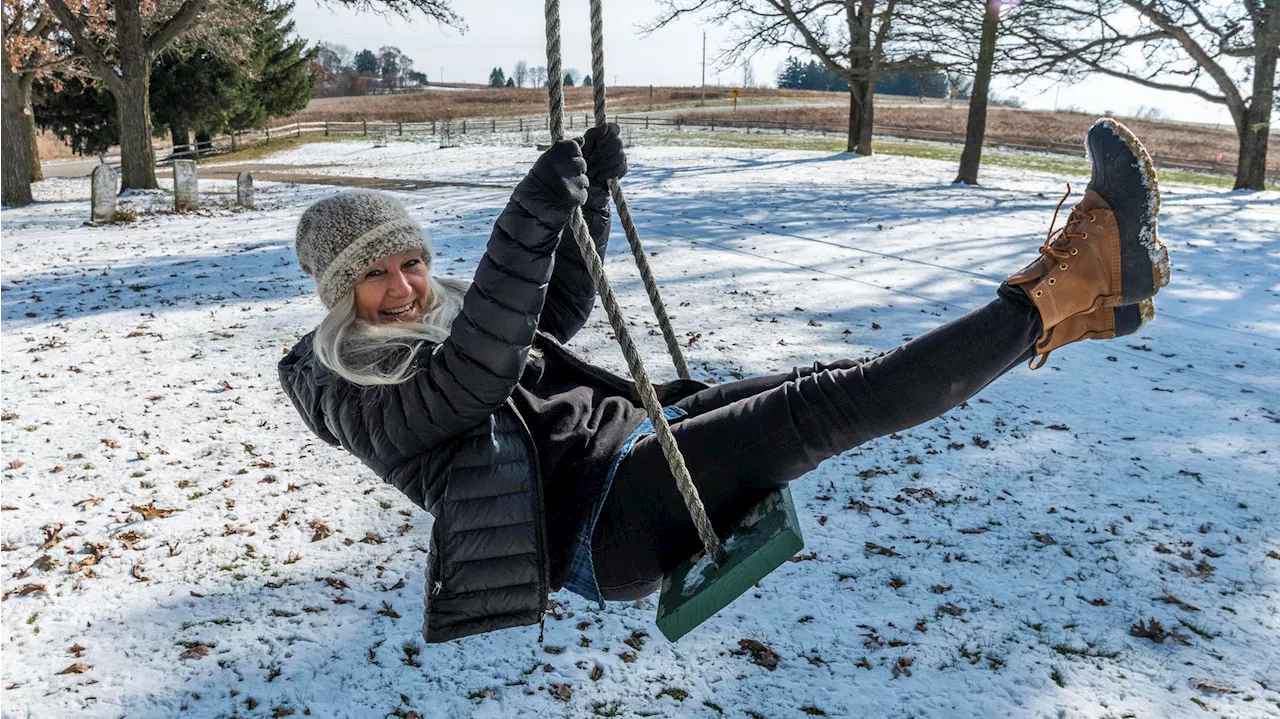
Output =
[{"x1": 295, "y1": 190, "x2": 431, "y2": 308}]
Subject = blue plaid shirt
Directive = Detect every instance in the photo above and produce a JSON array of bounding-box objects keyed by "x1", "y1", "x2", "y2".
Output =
[{"x1": 562, "y1": 405, "x2": 688, "y2": 608}]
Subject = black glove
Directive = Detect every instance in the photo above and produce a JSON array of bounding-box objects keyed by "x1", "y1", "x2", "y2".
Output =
[
  {"x1": 525, "y1": 139, "x2": 589, "y2": 210},
  {"x1": 579, "y1": 122, "x2": 627, "y2": 188}
]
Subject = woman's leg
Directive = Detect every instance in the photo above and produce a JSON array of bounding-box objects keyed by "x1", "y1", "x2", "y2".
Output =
[{"x1": 591, "y1": 282, "x2": 1041, "y2": 598}]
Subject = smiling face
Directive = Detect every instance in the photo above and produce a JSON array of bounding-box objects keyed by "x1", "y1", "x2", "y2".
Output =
[{"x1": 353, "y1": 250, "x2": 432, "y2": 324}]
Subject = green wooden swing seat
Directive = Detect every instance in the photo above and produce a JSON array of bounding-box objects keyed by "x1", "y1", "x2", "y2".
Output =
[{"x1": 656, "y1": 487, "x2": 804, "y2": 642}]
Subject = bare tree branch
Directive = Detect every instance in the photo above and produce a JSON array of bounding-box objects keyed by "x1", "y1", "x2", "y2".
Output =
[
  {"x1": 147, "y1": 0, "x2": 209, "y2": 55},
  {"x1": 331, "y1": 0, "x2": 464, "y2": 29},
  {"x1": 43, "y1": 0, "x2": 120, "y2": 92}
]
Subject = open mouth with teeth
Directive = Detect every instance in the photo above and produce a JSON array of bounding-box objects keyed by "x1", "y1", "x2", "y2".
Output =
[{"x1": 379, "y1": 301, "x2": 419, "y2": 320}]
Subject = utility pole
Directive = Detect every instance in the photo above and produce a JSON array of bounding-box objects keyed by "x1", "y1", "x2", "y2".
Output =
[{"x1": 700, "y1": 31, "x2": 706, "y2": 107}]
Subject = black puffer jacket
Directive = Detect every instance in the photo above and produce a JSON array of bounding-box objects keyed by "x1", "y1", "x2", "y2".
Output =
[{"x1": 279, "y1": 157, "x2": 703, "y2": 642}]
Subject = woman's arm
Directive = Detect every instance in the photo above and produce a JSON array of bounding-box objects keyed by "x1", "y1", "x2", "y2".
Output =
[
  {"x1": 379, "y1": 141, "x2": 590, "y2": 450},
  {"x1": 537, "y1": 124, "x2": 628, "y2": 344},
  {"x1": 537, "y1": 187, "x2": 611, "y2": 343}
]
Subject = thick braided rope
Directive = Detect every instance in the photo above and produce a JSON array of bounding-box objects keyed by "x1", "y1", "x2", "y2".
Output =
[
  {"x1": 588, "y1": 0, "x2": 691, "y2": 381},
  {"x1": 544, "y1": 0, "x2": 725, "y2": 566}
]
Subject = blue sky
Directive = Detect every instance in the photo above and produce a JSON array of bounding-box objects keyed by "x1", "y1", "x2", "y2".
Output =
[{"x1": 288, "y1": 0, "x2": 1235, "y2": 127}]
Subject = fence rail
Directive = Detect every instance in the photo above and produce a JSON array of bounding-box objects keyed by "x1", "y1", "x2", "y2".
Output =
[{"x1": 123, "y1": 113, "x2": 1273, "y2": 182}]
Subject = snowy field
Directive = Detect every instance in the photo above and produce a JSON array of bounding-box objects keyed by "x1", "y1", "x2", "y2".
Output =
[{"x1": 2, "y1": 136, "x2": 1278, "y2": 719}]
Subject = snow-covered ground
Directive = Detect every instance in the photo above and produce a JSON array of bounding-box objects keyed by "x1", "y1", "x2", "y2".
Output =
[{"x1": 2, "y1": 137, "x2": 1278, "y2": 719}]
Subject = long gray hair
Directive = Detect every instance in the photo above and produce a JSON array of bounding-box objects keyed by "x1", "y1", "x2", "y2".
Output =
[{"x1": 313, "y1": 274, "x2": 470, "y2": 386}]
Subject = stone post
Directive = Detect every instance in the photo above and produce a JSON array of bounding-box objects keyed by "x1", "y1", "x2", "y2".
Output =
[
  {"x1": 173, "y1": 160, "x2": 198, "y2": 212},
  {"x1": 235, "y1": 171, "x2": 254, "y2": 209},
  {"x1": 91, "y1": 164, "x2": 117, "y2": 224}
]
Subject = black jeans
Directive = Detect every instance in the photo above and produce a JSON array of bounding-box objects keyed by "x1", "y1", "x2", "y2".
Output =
[{"x1": 590, "y1": 283, "x2": 1043, "y2": 599}]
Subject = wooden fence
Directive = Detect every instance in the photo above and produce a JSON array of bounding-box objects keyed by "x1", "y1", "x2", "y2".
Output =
[{"x1": 143, "y1": 114, "x2": 1273, "y2": 182}]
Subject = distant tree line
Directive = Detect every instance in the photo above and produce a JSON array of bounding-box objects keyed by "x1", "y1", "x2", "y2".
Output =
[
  {"x1": 649, "y1": 0, "x2": 1277, "y2": 191},
  {"x1": 776, "y1": 55, "x2": 955, "y2": 99},
  {"x1": 314, "y1": 43, "x2": 427, "y2": 97},
  {"x1": 487, "y1": 60, "x2": 589, "y2": 88}
]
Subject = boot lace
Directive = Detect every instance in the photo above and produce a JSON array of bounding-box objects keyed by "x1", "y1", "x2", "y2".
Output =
[{"x1": 1040, "y1": 184, "x2": 1093, "y2": 262}]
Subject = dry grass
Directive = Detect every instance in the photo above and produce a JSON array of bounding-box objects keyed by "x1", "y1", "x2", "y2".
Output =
[
  {"x1": 36, "y1": 130, "x2": 78, "y2": 161},
  {"x1": 679, "y1": 104, "x2": 1278, "y2": 172},
  {"x1": 286, "y1": 86, "x2": 839, "y2": 124}
]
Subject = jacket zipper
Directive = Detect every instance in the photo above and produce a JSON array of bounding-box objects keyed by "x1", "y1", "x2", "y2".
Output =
[{"x1": 507, "y1": 399, "x2": 551, "y2": 640}]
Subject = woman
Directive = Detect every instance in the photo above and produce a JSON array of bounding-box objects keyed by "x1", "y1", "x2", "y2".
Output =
[{"x1": 280, "y1": 120, "x2": 1169, "y2": 643}]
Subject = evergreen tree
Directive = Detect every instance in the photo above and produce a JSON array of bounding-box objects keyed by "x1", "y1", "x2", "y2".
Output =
[
  {"x1": 581, "y1": 74, "x2": 591, "y2": 86},
  {"x1": 39, "y1": 0, "x2": 314, "y2": 155},
  {"x1": 505, "y1": 77, "x2": 514, "y2": 87},
  {"x1": 353, "y1": 49, "x2": 378, "y2": 74},
  {"x1": 150, "y1": 44, "x2": 244, "y2": 151},
  {"x1": 776, "y1": 56, "x2": 806, "y2": 89},
  {"x1": 32, "y1": 76, "x2": 119, "y2": 155},
  {"x1": 222, "y1": 0, "x2": 316, "y2": 134},
  {"x1": 563, "y1": 70, "x2": 575, "y2": 86},
  {"x1": 488, "y1": 67, "x2": 507, "y2": 87}
]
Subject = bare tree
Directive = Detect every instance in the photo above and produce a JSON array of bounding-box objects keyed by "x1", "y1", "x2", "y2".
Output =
[
  {"x1": 45, "y1": 0, "x2": 462, "y2": 192},
  {"x1": 530, "y1": 64, "x2": 547, "y2": 87},
  {"x1": 45, "y1": 0, "x2": 215, "y2": 190},
  {"x1": 648, "y1": 0, "x2": 917, "y2": 154},
  {"x1": 316, "y1": 41, "x2": 352, "y2": 74},
  {"x1": 1018, "y1": 0, "x2": 1279, "y2": 190},
  {"x1": 3, "y1": 0, "x2": 75, "y2": 206},
  {"x1": 513, "y1": 59, "x2": 528, "y2": 87}
]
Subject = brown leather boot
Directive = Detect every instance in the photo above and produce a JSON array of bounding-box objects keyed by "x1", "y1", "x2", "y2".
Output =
[
  {"x1": 1029, "y1": 299, "x2": 1155, "y2": 369},
  {"x1": 1007, "y1": 118, "x2": 1170, "y2": 367}
]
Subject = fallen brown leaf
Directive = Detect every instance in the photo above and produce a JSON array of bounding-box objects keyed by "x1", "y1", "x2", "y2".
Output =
[
  {"x1": 737, "y1": 639, "x2": 779, "y2": 670},
  {"x1": 55, "y1": 663, "x2": 90, "y2": 675},
  {"x1": 131, "y1": 503, "x2": 181, "y2": 520},
  {"x1": 310, "y1": 520, "x2": 332, "y2": 542},
  {"x1": 865, "y1": 542, "x2": 901, "y2": 557},
  {"x1": 180, "y1": 645, "x2": 210, "y2": 660},
  {"x1": 2, "y1": 583, "x2": 48, "y2": 600}
]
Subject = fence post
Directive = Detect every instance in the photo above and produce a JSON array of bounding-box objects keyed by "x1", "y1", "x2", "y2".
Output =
[
  {"x1": 646, "y1": 116, "x2": 649, "y2": 129},
  {"x1": 492, "y1": 119, "x2": 496, "y2": 132},
  {"x1": 398, "y1": 122, "x2": 403, "y2": 136},
  {"x1": 519, "y1": 117, "x2": 524, "y2": 132},
  {"x1": 782, "y1": 122, "x2": 787, "y2": 134},
  {"x1": 362, "y1": 120, "x2": 367, "y2": 135},
  {"x1": 265, "y1": 125, "x2": 271, "y2": 143},
  {"x1": 324, "y1": 121, "x2": 329, "y2": 137},
  {"x1": 432, "y1": 120, "x2": 436, "y2": 135},
  {"x1": 462, "y1": 119, "x2": 467, "y2": 134},
  {"x1": 296, "y1": 122, "x2": 301, "y2": 138}
]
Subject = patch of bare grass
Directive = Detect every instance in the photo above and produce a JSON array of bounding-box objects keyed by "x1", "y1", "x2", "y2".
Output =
[
  {"x1": 287, "y1": 86, "x2": 840, "y2": 124},
  {"x1": 678, "y1": 104, "x2": 1277, "y2": 173}
]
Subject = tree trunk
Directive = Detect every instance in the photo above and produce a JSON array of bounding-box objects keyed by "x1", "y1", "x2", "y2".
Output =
[
  {"x1": 955, "y1": 0, "x2": 1001, "y2": 185},
  {"x1": 1, "y1": 57, "x2": 34, "y2": 206},
  {"x1": 196, "y1": 130, "x2": 213, "y2": 156},
  {"x1": 20, "y1": 73, "x2": 42, "y2": 182},
  {"x1": 1233, "y1": 44, "x2": 1276, "y2": 191},
  {"x1": 171, "y1": 125, "x2": 191, "y2": 159},
  {"x1": 112, "y1": 71, "x2": 158, "y2": 190},
  {"x1": 846, "y1": 83, "x2": 864, "y2": 153},
  {"x1": 855, "y1": 78, "x2": 875, "y2": 155}
]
